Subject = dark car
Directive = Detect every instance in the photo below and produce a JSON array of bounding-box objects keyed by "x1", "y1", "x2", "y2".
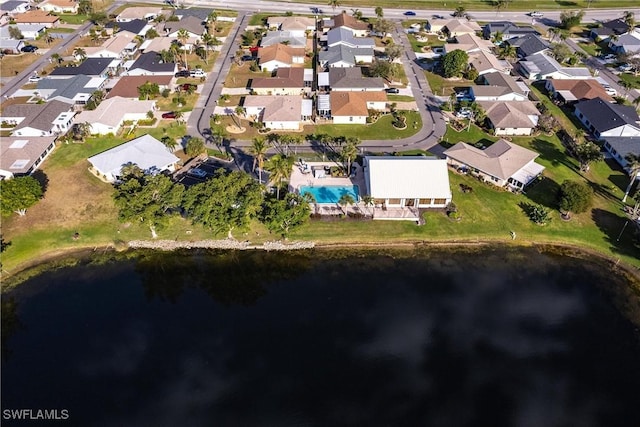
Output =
[
  {"x1": 162, "y1": 112, "x2": 177, "y2": 119},
  {"x1": 403, "y1": 11, "x2": 416, "y2": 16},
  {"x1": 174, "y1": 70, "x2": 190, "y2": 78},
  {"x1": 21, "y1": 45, "x2": 38, "y2": 53},
  {"x1": 385, "y1": 88, "x2": 400, "y2": 94},
  {"x1": 180, "y1": 83, "x2": 197, "y2": 91}
]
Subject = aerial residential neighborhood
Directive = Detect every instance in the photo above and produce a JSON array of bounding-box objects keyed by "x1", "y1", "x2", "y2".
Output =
[{"x1": 1, "y1": 1, "x2": 640, "y2": 273}]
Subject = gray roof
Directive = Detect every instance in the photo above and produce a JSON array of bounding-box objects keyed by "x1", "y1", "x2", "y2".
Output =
[
  {"x1": 1, "y1": 1, "x2": 28, "y2": 11},
  {"x1": 575, "y1": 97, "x2": 640, "y2": 132},
  {"x1": 0, "y1": 39, "x2": 23, "y2": 49},
  {"x1": 163, "y1": 15, "x2": 206, "y2": 35},
  {"x1": 481, "y1": 72, "x2": 526, "y2": 94},
  {"x1": 172, "y1": 7, "x2": 215, "y2": 21},
  {"x1": 329, "y1": 67, "x2": 384, "y2": 89},
  {"x1": 507, "y1": 34, "x2": 549, "y2": 57},
  {"x1": 591, "y1": 19, "x2": 629, "y2": 37},
  {"x1": 13, "y1": 100, "x2": 71, "y2": 132},
  {"x1": 326, "y1": 27, "x2": 374, "y2": 48},
  {"x1": 49, "y1": 58, "x2": 112, "y2": 76},
  {"x1": 521, "y1": 52, "x2": 591, "y2": 78},
  {"x1": 37, "y1": 75, "x2": 95, "y2": 100},
  {"x1": 0, "y1": 136, "x2": 56, "y2": 175},
  {"x1": 106, "y1": 19, "x2": 147, "y2": 35},
  {"x1": 261, "y1": 31, "x2": 307, "y2": 47},
  {"x1": 1, "y1": 103, "x2": 41, "y2": 119},
  {"x1": 603, "y1": 136, "x2": 640, "y2": 160},
  {"x1": 483, "y1": 22, "x2": 538, "y2": 37},
  {"x1": 318, "y1": 44, "x2": 373, "y2": 66},
  {"x1": 130, "y1": 52, "x2": 175, "y2": 72}
]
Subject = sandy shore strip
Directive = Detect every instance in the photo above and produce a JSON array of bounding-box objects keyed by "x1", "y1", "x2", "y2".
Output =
[{"x1": 127, "y1": 239, "x2": 315, "y2": 251}]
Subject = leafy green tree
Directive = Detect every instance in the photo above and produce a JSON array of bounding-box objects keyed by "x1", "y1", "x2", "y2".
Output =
[
  {"x1": 441, "y1": 49, "x2": 469, "y2": 78},
  {"x1": 560, "y1": 10, "x2": 585, "y2": 30},
  {"x1": 527, "y1": 203, "x2": 552, "y2": 225},
  {"x1": 145, "y1": 28, "x2": 159, "y2": 39},
  {"x1": 78, "y1": 0, "x2": 93, "y2": 14},
  {"x1": 373, "y1": 19, "x2": 394, "y2": 40},
  {"x1": 0, "y1": 176, "x2": 43, "y2": 217},
  {"x1": 368, "y1": 59, "x2": 398, "y2": 81},
  {"x1": 465, "y1": 67, "x2": 479, "y2": 81},
  {"x1": 260, "y1": 193, "x2": 311, "y2": 238},
  {"x1": 558, "y1": 180, "x2": 593, "y2": 217},
  {"x1": 385, "y1": 43, "x2": 403, "y2": 62},
  {"x1": 183, "y1": 170, "x2": 263, "y2": 238},
  {"x1": 242, "y1": 30, "x2": 255, "y2": 46},
  {"x1": 8, "y1": 26, "x2": 23, "y2": 40},
  {"x1": 89, "y1": 12, "x2": 108, "y2": 25},
  {"x1": 550, "y1": 43, "x2": 572, "y2": 64},
  {"x1": 375, "y1": 6, "x2": 383, "y2": 18},
  {"x1": 185, "y1": 137, "x2": 206, "y2": 157},
  {"x1": 113, "y1": 174, "x2": 184, "y2": 238},
  {"x1": 264, "y1": 154, "x2": 294, "y2": 199},
  {"x1": 575, "y1": 141, "x2": 604, "y2": 172}
]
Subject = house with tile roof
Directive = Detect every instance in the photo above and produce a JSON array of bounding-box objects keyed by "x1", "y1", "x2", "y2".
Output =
[
  {"x1": 36, "y1": 74, "x2": 105, "y2": 107},
  {"x1": 0, "y1": 23, "x2": 46, "y2": 40},
  {"x1": 444, "y1": 139, "x2": 545, "y2": 190},
  {"x1": 82, "y1": 33, "x2": 138, "y2": 59},
  {"x1": 39, "y1": 0, "x2": 78, "y2": 14},
  {"x1": 267, "y1": 16, "x2": 315, "y2": 37},
  {"x1": 364, "y1": 156, "x2": 452, "y2": 210},
  {"x1": 138, "y1": 37, "x2": 175, "y2": 54},
  {"x1": 74, "y1": 96, "x2": 156, "y2": 135},
  {"x1": 0, "y1": 136, "x2": 56, "y2": 179},
  {"x1": 545, "y1": 79, "x2": 614, "y2": 104},
  {"x1": 317, "y1": 44, "x2": 374, "y2": 68},
  {"x1": 258, "y1": 43, "x2": 306, "y2": 72},
  {"x1": 328, "y1": 67, "x2": 385, "y2": 91},
  {"x1": 574, "y1": 97, "x2": 640, "y2": 139},
  {"x1": 426, "y1": 18, "x2": 481, "y2": 37},
  {"x1": 329, "y1": 91, "x2": 387, "y2": 124},
  {"x1": 1, "y1": 100, "x2": 75, "y2": 137},
  {"x1": 478, "y1": 100, "x2": 540, "y2": 136},
  {"x1": 106, "y1": 75, "x2": 173, "y2": 99},
  {"x1": 13, "y1": 10, "x2": 59, "y2": 27},
  {"x1": 251, "y1": 67, "x2": 306, "y2": 95},
  {"x1": 88, "y1": 134, "x2": 179, "y2": 182},
  {"x1": 242, "y1": 95, "x2": 311, "y2": 130},
  {"x1": 482, "y1": 22, "x2": 538, "y2": 41},
  {"x1": 126, "y1": 52, "x2": 176, "y2": 76},
  {"x1": 444, "y1": 33, "x2": 493, "y2": 54},
  {"x1": 116, "y1": 6, "x2": 163, "y2": 23}
]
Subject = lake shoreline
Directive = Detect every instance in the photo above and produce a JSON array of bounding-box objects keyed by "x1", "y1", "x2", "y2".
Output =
[{"x1": 3, "y1": 238, "x2": 639, "y2": 290}]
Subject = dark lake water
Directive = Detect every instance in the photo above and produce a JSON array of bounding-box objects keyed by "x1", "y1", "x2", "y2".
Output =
[{"x1": 2, "y1": 248, "x2": 640, "y2": 427}]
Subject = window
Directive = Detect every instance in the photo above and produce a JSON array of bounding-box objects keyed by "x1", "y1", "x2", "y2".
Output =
[
  {"x1": 349, "y1": 117, "x2": 353, "y2": 122},
  {"x1": 433, "y1": 198, "x2": 447, "y2": 205}
]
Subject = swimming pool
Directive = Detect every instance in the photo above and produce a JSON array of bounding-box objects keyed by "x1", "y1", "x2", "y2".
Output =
[{"x1": 299, "y1": 185, "x2": 360, "y2": 204}]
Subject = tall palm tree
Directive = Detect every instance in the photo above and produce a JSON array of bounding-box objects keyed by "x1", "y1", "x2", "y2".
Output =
[
  {"x1": 249, "y1": 136, "x2": 268, "y2": 183},
  {"x1": 328, "y1": 0, "x2": 340, "y2": 12},
  {"x1": 176, "y1": 28, "x2": 190, "y2": 67},
  {"x1": 264, "y1": 154, "x2": 293, "y2": 199},
  {"x1": 340, "y1": 137, "x2": 360, "y2": 174},
  {"x1": 622, "y1": 154, "x2": 640, "y2": 202},
  {"x1": 207, "y1": 10, "x2": 218, "y2": 33},
  {"x1": 174, "y1": 110, "x2": 184, "y2": 125},
  {"x1": 200, "y1": 33, "x2": 214, "y2": 63},
  {"x1": 351, "y1": 9, "x2": 362, "y2": 20}
]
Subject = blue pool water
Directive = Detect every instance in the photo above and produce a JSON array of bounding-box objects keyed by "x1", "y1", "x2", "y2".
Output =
[{"x1": 300, "y1": 185, "x2": 360, "y2": 203}]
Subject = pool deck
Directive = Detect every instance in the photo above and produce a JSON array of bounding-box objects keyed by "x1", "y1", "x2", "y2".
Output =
[{"x1": 289, "y1": 161, "x2": 366, "y2": 197}]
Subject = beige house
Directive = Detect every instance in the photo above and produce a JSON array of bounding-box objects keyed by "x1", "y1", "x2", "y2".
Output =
[
  {"x1": 321, "y1": 12, "x2": 369, "y2": 37},
  {"x1": 444, "y1": 33, "x2": 493, "y2": 54},
  {"x1": 39, "y1": 0, "x2": 78, "y2": 14},
  {"x1": 330, "y1": 91, "x2": 387, "y2": 124},
  {"x1": 251, "y1": 67, "x2": 306, "y2": 95},
  {"x1": 258, "y1": 43, "x2": 306, "y2": 72},
  {"x1": 469, "y1": 50, "x2": 512, "y2": 75},
  {"x1": 0, "y1": 136, "x2": 56, "y2": 179},
  {"x1": 243, "y1": 95, "x2": 310, "y2": 130},
  {"x1": 267, "y1": 16, "x2": 315, "y2": 37},
  {"x1": 83, "y1": 33, "x2": 137, "y2": 59},
  {"x1": 13, "y1": 10, "x2": 59, "y2": 27},
  {"x1": 444, "y1": 139, "x2": 545, "y2": 190},
  {"x1": 426, "y1": 18, "x2": 482, "y2": 37},
  {"x1": 478, "y1": 100, "x2": 540, "y2": 136},
  {"x1": 75, "y1": 96, "x2": 156, "y2": 135},
  {"x1": 116, "y1": 6, "x2": 163, "y2": 22}
]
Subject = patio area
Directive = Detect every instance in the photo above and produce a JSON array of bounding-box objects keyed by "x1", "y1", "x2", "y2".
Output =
[{"x1": 289, "y1": 161, "x2": 366, "y2": 193}]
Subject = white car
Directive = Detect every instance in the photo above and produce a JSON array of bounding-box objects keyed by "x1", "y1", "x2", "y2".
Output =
[
  {"x1": 617, "y1": 64, "x2": 632, "y2": 72},
  {"x1": 530, "y1": 11, "x2": 544, "y2": 18},
  {"x1": 28, "y1": 75, "x2": 41, "y2": 82},
  {"x1": 603, "y1": 86, "x2": 617, "y2": 96},
  {"x1": 187, "y1": 168, "x2": 208, "y2": 178},
  {"x1": 190, "y1": 69, "x2": 206, "y2": 78}
]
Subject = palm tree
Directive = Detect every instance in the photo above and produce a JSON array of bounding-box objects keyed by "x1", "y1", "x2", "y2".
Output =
[
  {"x1": 351, "y1": 9, "x2": 362, "y2": 20},
  {"x1": 362, "y1": 195, "x2": 374, "y2": 217},
  {"x1": 176, "y1": 28, "x2": 190, "y2": 67},
  {"x1": 498, "y1": 44, "x2": 517, "y2": 60},
  {"x1": 264, "y1": 154, "x2": 294, "y2": 199},
  {"x1": 51, "y1": 52, "x2": 63, "y2": 64},
  {"x1": 622, "y1": 154, "x2": 640, "y2": 202},
  {"x1": 73, "y1": 47, "x2": 87, "y2": 61},
  {"x1": 200, "y1": 33, "x2": 214, "y2": 63},
  {"x1": 375, "y1": 6, "x2": 383, "y2": 18},
  {"x1": 453, "y1": 6, "x2": 466, "y2": 18},
  {"x1": 159, "y1": 49, "x2": 175, "y2": 63},
  {"x1": 174, "y1": 110, "x2": 184, "y2": 124},
  {"x1": 328, "y1": 0, "x2": 340, "y2": 12},
  {"x1": 73, "y1": 121, "x2": 92, "y2": 141},
  {"x1": 494, "y1": 0, "x2": 507, "y2": 16},
  {"x1": 160, "y1": 135, "x2": 178, "y2": 151},
  {"x1": 338, "y1": 193, "x2": 355, "y2": 214},
  {"x1": 207, "y1": 10, "x2": 218, "y2": 33},
  {"x1": 340, "y1": 137, "x2": 360, "y2": 174},
  {"x1": 249, "y1": 136, "x2": 268, "y2": 183},
  {"x1": 618, "y1": 79, "x2": 634, "y2": 98}
]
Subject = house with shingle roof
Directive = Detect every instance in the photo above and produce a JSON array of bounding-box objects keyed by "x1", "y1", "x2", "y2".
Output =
[
  {"x1": 328, "y1": 67, "x2": 385, "y2": 91},
  {"x1": 444, "y1": 139, "x2": 545, "y2": 190},
  {"x1": 602, "y1": 136, "x2": 640, "y2": 170},
  {"x1": 321, "y1": 12, "x2": 369, "y2": 37},
  {"x1": 36, "y1": 74, "x2": 105, "y2": 106},
  {"x1": 106, "y1": 19, "x2": 151, "y2": 37},
  {"x1": 163, "y1": 15, "x2": 207, "y2": 38},
  {"x1": 88, "y1": 134, "x2": 179, "y2": 182},
  {"x1": 251, "y1": 67, "x2": 306, "y2": 95},
  {"x1": 258, "y1": 43, "x2": 306, "y2": 72},
  {"x1": 126, "y1": 52, "x2": 176, "y2": 76},
  {"x1": 506, "y1": 33, "x2": 549, "y2": 58},
  {"x1": 0, "y1": 1, "x2": 31, "y2": 15},
  {"x1": 483, "y1": 22, "x2": 538, "y2": 41},
  {"x1": 518, "y1": 52, "x2": 592, "y2": 80},
  {"x1": 590, "y1": 19, "x2": 629, "y2": 41},
  {"x1": 82, "y1": 33, "x2": 137, "y2": 59},
  {"x1": 106, "y1": 75, "x2": 173, "y2": 99},
  {"x1": 0, "y1": 38, "x2": 24, "y2": 53},
  {"x1": 139, "y1": 37, "x2": 175, "y2": 54},
  {"x1": 471, "y1": 72, "x2": 529, "y2": 101},
  {"x1": 39, "y1": 0, "x2": 78, "y2": 14},
  {"x1": 608, "y1": 28, "x2": 640, "y2": 55},
  {"x1": 0, "y1": 24, "x2": 46, "y2": 40},
  {"x1": 574, "y1": 97, "x2": 640, "y2": 139},
  {"x1": 261, "y1": 30, "x2": 308, "y2": 48},
  {"x1": 478, "y1": 100, "x2": 540, "y2": 136},
  {"x1": 364, "y1": 156, "x2": 452, "y2": 210},
  {"x1": 545, "y1": 79, "x2": 614, "y2": 104},
  {"x1": 317, "y1": 44, "x2": 374, "y2": 68},
  {"x1": 469, "y1": 50, "x2": 512, "y2": 75},
  {"x1": 426, "y1": 18, "x2": 481, "y2": 37},
  {"x1": 49, "y1": 58, "x2": 117, "y2": 78},
  {"x1": 444, "y1": 33, "x2": 493, "y2": 54},
  {"x1": 116, "y1": 6, "x2": 163, "y2": 23},
  {"x1": 267, "y1": 16, "x2": 315, "y2": 37},
  {"x1": 326, "y1": 27, "x2": 375, "y2": 49},
  {"x1": 329, "y1": 91, "x2": 387, "y2": 124},
  {"x1": 242, "y1": 95, "x2": 311, "y2": 130},
  {"x1": 74, "y1": 96, "x2": 156, "y2": 135},
  {"x1": 0, "y1": 136, "x2": 57, "y2": 179},
  {"x1": 13, "y1": 10, "x2": 59, "y2": 27},
  {"x1": 1, "y1": 100, "x2": 75, "y2": 137}
]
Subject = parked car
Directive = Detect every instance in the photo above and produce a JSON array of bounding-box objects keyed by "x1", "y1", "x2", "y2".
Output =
[
  {"x1": 617, "y1": 63, "x2": 632, "y2": 72},
  {"x1": 175, "y1": 70, "x2": 190, "y2": 78},
  {"x1": 603, "y1": 86, "x2": 617, "y2": 96},
  {"x1": 603, "y1": 54, "x2": 617, "y2": 60},
  {"x1": 180, "y1": 83, "x2": 197, "y2": 91},
  {"x1": 530, "y1": 11, "x2": 544, "y2": 18},
  {"x1": 162, "y1": 111, "x2": 177, "y2": 119},
  {"x1": 403, "y1": 11, "x2": 416, "y2": 16},
  {"x1": 187, "y1": 168, "x2": 208, "y2": 178},
  {"x1": 385, "y1": 88, "x2": 400, "y2": 94},
  {"x1": 456, "y1": 108, "x2": 473, "y2": 119},
  {"x1": 28, "y1": 75, "x2": 41, "y2": 82},
  {"x1": 190, "y1": 69, "x2": 206, "y2": 78},
  {"x1": 21, "y1": 45, "x2": 38, "y2": 53}
]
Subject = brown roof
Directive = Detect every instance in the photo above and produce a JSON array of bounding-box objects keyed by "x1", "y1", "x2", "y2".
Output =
[
  {"x1": 0, "y1": 136, "x2": 56, "y2": 175},
  {"x1": 331, "y1": 12, "x2": 369, "y2": 31},
  {"x1": 13, "y1": 10, "x2": 59, "y2": 24},
  {"x1": 106, "y1": 75, "x2": 173, "y2": 99},
  {"x1": 546, "y1": 79, "x2": 614, "y2": 102},
  {"x1": 330, "y1": 91, "x2": 387, "y2": 116},
  {"x1": 41, "y1": 0, "x2": 76, "y2": 8},
  {"x1": 479, "y1": 100, "x2": 539, "y2": 129},
  {"x1": 258, "y1": 43, "x2": 305, "y2": 65},
  {"x1": 251, "y1": 67, "x2": 305, "y2": 89}
]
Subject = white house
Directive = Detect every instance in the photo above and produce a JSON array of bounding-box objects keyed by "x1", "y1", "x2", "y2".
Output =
[
  {"x1": 574, "y1": 97, "x2": 640, "y2": 139},
  {"x1": 0, "y1": 136, "x2": 56, "y2": 179},
  {"x1": 0, "y1": 24, "x2": 46, "y2": 40},
  {"x1": 518, "y1": 52, "x2": 592, "y2": 80},
  {"x1": 242, "y1": 95, "x2": 311, "y2": 130},
  {"x1": 258, "y1": 43, "x2": 306, "y2": 72},
  {"x1": 38, "y1": 0, "x2": 78, "y2": 14},
  {"x1": 88, "y1": 134, "x2": 179, "y2": 182},
  {"x1": 364, "y1": 156, "x2": 452, "y2": 211},
  {"x1": 329, "y1": 91, "x2": 387, "y2": 124},
  {"x1": 1, "y1": 100, "x2": 75, "y2": 137},
  {"x1": 478, "y1": 100, "x2": 540, "y2": 136},
  {"x1": 74, "y1": 96, "x2": 156, "y2": 135}
]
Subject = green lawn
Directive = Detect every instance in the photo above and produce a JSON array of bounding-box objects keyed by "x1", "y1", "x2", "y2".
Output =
[
  {"x1": 56, "y1": 14, "x2": 89, "y2": 25},
  {"x1": 387, "y1": 94, "x2": 416, "y2": 102},
  {"x1": 425, "y1": 71, "x2": 472, "y2": 97},
  {"x1": 310, "y1": 111, "x2": 422, "y2": 140},
  {"x1": 312, "y1": 0, "x2": 639, "y2": 11},
  {"x1": 48, "y1": 27, "x2": 76, "y2": 34},
  {"x1": 618, "y1": 73, "x2": 640, "y2": 90}
]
